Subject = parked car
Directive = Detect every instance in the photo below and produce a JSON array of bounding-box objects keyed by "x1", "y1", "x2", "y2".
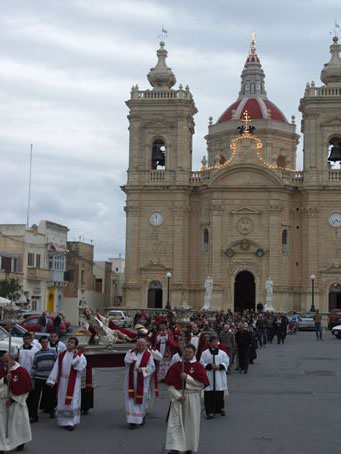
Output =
[
  {"x1": 19, "y1": 312, "x2": 71, "y2": 332},
  {"x1": 331, "y1": 325, "x2": 341, "y2": 339},
  {"x1": 20, "y1": 315, "x2": 67, "y2": 334},
  {"x1": 0, "y1": 321, "x2": 49, "y2": 341},
  {"x1": 328, "y1": 309, "x2": 341, "y2": 329},
  {"x1": 298, "y1": 312, "x2": 315, "y2": 330},
  {"x1": 0, "y1": 325, "x2": 23, "y2": 355},
  {"x1": 107, "y1": 310, "x2": 132, "y2": 328}
]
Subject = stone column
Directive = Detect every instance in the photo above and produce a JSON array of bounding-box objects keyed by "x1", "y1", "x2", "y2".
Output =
[
  {"x1": 124, "y1": 202, "x2": 140, "y2": 285},
  {"x1": 268, "y1": 202, "x2": 282, "y2": 285}
]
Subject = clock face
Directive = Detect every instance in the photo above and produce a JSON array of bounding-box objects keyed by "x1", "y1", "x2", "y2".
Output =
[
  {"x1": 329, "y1": 212, "x2": 341, "y2": 228},
  {"x1": 149, "y1": 211, "x2": 163, "y2": 226}
]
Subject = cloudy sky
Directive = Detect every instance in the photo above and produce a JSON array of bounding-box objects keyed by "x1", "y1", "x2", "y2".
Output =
[{"x1": 0, "y1": 0, "x2": 338, "y2": 260}]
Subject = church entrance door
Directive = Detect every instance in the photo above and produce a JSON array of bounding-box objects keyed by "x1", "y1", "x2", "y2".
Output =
[
  {"x1": 234, "y1": 271, "x2": 255, "y2": 313},
  {"x1": 147, "y1": 281, "x2": 163, "y2": 308},
  {"x1": 328, "y1": 284, "x2": 341, "y2": 311}
]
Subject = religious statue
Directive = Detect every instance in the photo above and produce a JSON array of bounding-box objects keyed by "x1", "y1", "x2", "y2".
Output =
[
  {"x1": 78, "y1": 308, "x2": 134, "y2": 345},
  {"x1": 265, "y1": 276, "x2": 274, "y2": 311},
  {"x1": 202, "y1": 276, "x2": 213, "y2": 310}
]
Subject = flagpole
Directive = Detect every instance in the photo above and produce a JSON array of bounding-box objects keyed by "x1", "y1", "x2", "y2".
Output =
[{"x1": 26, "y1": 144, "x2": 33, "y2": 228}]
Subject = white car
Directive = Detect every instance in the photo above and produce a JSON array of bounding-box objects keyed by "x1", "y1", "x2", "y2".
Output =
[
  {"x1": 298, "y1": 313, "x2": 315, "y2": 331},
  {"x1": 331, "y1": 324, "x2": 341, "y2": 339},
  {"x1": 107, "y1": 310, "x2": 132, "y2": 328},
  {"x1": 0, "y1": 326, "x2": 23, "y2": 355}
]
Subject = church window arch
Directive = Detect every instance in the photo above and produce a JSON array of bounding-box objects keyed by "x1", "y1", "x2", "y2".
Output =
[
  {"x1": 282, "y1": 229, "x2": 289, "y2": 255},
  {"x1": 276, "y1": 154, "x2": 287, "y2": 168},
  {"x1": 327, "y1": 135, "x2": 341, "y2": 169},
  {"x1": 203, "y1": 228, "x2": 209, "y2": 251},
  {"x1": 151, "y1": 138, "x2": 166, "y2": 170}
]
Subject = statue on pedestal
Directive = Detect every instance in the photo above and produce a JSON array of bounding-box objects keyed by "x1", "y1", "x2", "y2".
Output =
[
  {"x1": 202, "y1": 276, "x2": 213, "y2": 310},
  {"x1": 265, "y1": 276, "x2": 274, "y2": 311}
]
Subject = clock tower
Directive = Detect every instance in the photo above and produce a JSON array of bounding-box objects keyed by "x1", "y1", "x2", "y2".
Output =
[
  {"x1": 122, "y1": 41, "x2": 197, "y2": 308},
  {"x1": 299, "y1": 34, "x2": 341, "y2": 309}
]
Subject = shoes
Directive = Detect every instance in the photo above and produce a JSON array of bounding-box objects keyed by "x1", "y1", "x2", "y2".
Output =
[
  {"x1": 244, "y1": 370, "x2": 248, "y2": 374},
  {"x1": 220, "y1": 410, "x2": 226, "y2": 416},
  {"x1": 30, "y1": 417, "x2": 38, "y2": 423},
  {"x1": 206, "y1": 414, "x2": 214, "y2": 419},
  {"x1": 63, "y1": 426, "x2": 74, "y2": 431},
  {"x1": 141, "y1": 416, "x2": 146, "y2": 426},
  {"x1": 170, "y1": 451, "x2": 179, "y2": 454},
  {"x1": 81, "y1": 410, "x2": 89, "y2": 415},
  {"x1": 128, "y1": 423, "x2": 136, "y2": 430},
  {"x1": 16, "y1": 445, "x2": 25, "y2": 452},
  {"x1": 49, "y1": 412, "x2": 55, "y2": 419}
]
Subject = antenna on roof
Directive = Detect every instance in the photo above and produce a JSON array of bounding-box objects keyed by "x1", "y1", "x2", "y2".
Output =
[{"x1": 26, "y1": 144, "x2": 33, "y2": 228}]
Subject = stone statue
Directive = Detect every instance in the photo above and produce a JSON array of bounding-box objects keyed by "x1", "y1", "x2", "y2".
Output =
[
  {"x1": 265, "y1": 276, "x2": 274, "y2": 311},
  {"x1": 202, "y1": 276, "x2": 213, "y2": 310}
]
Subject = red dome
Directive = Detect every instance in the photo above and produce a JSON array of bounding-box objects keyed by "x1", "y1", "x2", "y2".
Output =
[{"x1": 218, "y1": 97, "x2": 287, "y2": 124}]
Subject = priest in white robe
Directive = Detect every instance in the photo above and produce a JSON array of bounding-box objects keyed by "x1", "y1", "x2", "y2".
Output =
[
  {"x1": 0, "y1": 352, "x2": 32, "y2": 452},
  {"x1": 124, "y1": 337, "x2": 155, "y2": 429},
  {"x1": 200, "y1": 335, "x2": 230, "y2": 418},
  {"x1": 165, "y1": 344, "x2": 209, "y2": 454},
  {"x1": 47, "y1": 336, "x2": 87, "y2": 431}
]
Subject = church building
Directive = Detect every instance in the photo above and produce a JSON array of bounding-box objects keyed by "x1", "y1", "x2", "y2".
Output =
[{"x1": 122, "y1": 34, "x2": 341, "y2": 313}]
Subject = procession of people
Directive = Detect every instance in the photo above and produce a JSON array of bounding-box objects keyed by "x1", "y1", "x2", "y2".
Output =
[{"x1": 0, "y1": 306, "x2": 293, "y2": 453}]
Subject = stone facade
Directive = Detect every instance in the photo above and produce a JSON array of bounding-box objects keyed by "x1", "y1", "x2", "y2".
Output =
[{"x1": 122, "y1": 36, "x2": 341, "y2": 313}]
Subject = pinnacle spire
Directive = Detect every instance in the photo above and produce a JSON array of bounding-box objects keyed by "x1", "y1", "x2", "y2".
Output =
[
  {"x1": 238, "y1": 34, "x2": 267, "y2": 99},
  {"x1": 147, "y1": 41, "x2": 176, "y2": 90},
  {"x1": 320, "y1": 32, "x2": 341, "y2": 87}
]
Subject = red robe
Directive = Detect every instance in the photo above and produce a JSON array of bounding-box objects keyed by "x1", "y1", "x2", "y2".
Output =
[
  {"x1": 0, "y1": 364, "x2": 32, "y2": 395},
  {"x1": 164, "y1": 360, "x2": 209, "y2": 390}
]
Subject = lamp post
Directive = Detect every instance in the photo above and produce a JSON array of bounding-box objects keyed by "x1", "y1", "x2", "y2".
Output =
[
  {"x1": 166, "y1": 271, "x2": 172, "y2": 309},
  {"x1": 310, "y1": 274, "x2": 316, "y2": 312}
]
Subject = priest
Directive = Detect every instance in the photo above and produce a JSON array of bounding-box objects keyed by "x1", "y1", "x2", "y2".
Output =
[
  {"x1": 0, "y1": 351, "x2": 32, "y2": 452},
  {"x1": 165, "y1": 344, "x2": 209, "y2": 454},
  {"x1": 200, "y1": 335, "x2": 230, "y2": 418},
  {"x1": 124, "y1": 337, "x2": 156, "y2": 429},
  {"x1": 46, "y1": 337, "x2": 87, "y2": 431}
]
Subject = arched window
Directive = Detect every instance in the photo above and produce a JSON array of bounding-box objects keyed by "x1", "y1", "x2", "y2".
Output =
[
  {"x1": 327, "y1": 137, "x2": 341, "y2": 169},
  {"x1": 276, "y1": 154, "x2": 287, "y2": 168},
  {"x1": 282, "y1": 229, "x2": 288, "y2": 255},
  {"x1": 203, "y1": 229, "x2": 209, "y2": 252},
  {"x1": 148, "y1": 280, "x2": 163, "y2": 308},
  {"x1": 151, "y1": 139, "x2": 166, "y2": 169}
]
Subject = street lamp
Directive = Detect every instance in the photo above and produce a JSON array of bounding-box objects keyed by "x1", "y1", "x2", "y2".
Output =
[
  {"x1": 166, "y1": 271, "x2": 172, "y2": 309},
  {"x1": 310, "y1": 274, "x2": 316, "y2": 312}
]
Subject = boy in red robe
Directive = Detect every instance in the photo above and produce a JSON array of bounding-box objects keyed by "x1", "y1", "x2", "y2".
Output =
[{"x1": 0, "y1": 352, "x2": 32, "y2": 452}]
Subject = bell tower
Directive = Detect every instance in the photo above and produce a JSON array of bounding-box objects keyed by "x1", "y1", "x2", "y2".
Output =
[
  {"x1": 299, "y1": 34, "x2": 341, "y2": 182},
  {"x1": 122, "y1": 42, "x2": 197, "y2": 308},
  {"x1": 126, "y1": 41, "x2": 197, "y2": 186}
]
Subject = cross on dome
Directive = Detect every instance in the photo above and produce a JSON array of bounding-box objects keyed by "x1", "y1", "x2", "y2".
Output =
[{"x1": 242, "y1": 110, "x2": 252, "y2": 130}]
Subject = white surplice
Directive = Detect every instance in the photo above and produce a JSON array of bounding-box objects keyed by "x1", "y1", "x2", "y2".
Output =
[
  {"x1": 47, "y1": 351, "x2": 87, "y2": 427},
  {"x1": 200, "y1": 348, "x2": 229, "y2": 392},
  {"x1": 124, "y1": 349, "x2": 155, "y2": 424},
  {"x1": 0, "y1": 364, "x2": 32, "y2": 451},
  {"x1": 165, "y1": 373, "x2": 205, "y2": 453},
  {"x1": 17, "y1": 345, "x2": 39, "y2": 377}
]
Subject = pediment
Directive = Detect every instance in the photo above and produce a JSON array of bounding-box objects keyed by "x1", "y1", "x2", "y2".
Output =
[
  {"x1": 320, "y1": 117, "x2": 341, "y2": 127},
  {"x1": 209, "y1": 166, "x2": 283, "y2": 188},
  {"x1": 143, "y1": 119, "x2": 174, "y2": 129},
  {"x1": 140, "y1": 261, "x2": 168, "y2": 272},
  {"x1": 230, "y1": 207, "x2": 261, "y2": 215}
]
